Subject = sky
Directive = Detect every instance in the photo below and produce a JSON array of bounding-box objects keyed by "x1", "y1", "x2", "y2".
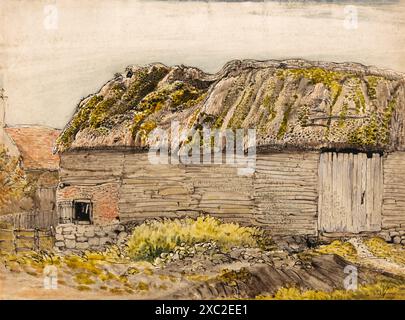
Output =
[{"x1": 1, "y1": 0, "x2": 404, "y2": 129}]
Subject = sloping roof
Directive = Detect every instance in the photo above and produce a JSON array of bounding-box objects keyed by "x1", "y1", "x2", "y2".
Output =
[
  {"x1": 56, "y1": 59, "x2": 405, "y2": 153},
  {"x1": 5, "y1": 126, "x2": 60, "y2": 170}
]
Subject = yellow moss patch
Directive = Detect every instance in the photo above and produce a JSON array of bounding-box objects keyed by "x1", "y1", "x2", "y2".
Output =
[
  {"x1": 137, "y1": 281, "x2": 149, "y2": 291},
  {"x1": 186, "y1": 274, "x2": 211, "y2": 282},
  {"x1": 257, "y1": 278, "x2": 405, "y2": 300},
  {"x1": 315, "y1": 240, "x2": 358, "y2": 262},
  {"x1": 364, "y1": 237, "x2": 405, "y2": 265},
  {"x1": 74, "y1": 272, "x2": 96, "y2": 285}
]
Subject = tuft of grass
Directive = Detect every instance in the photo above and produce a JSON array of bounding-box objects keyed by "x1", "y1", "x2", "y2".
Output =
[
  {"x1": 126, "y1": 216, "x2": 264, "y2": 261},
  {"x1": 315, "y1": 240, "x2": 358, "y2": 262},
  {"x1": 74, "y1": 272, "x2": 96, "y2": 285},
  {"x1": 364, "y1": 237, "x2": 405, "y2": 265},
  {"x1": 257, "y1": 278, "x2": 405, "y2": 300}
]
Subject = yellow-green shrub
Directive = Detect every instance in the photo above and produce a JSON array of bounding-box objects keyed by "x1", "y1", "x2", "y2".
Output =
[
  {"x1": 257, "y1": 278, "x2": 405, "y2": 300},
  {"x1": 364, "y1": 237, "x2": 405, "y2": 265},
  {"x1": 126, "y1": 216, "x2": 263, "y2": 261}
]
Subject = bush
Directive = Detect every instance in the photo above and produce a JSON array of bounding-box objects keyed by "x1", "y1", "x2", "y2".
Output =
[{"x1": 126, "y1": 216, "x2": 263, "y2": 261}]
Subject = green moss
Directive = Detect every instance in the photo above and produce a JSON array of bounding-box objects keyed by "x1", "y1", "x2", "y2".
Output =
[
  {"x1": 338, "y1": 103, "x2": 349, "y2": 127},
  {"x1": 137, "y1": 281, "x2": 149, "y2": 291},
  {"x1": 169, "y1": 82, "x2": 205, "y2": 111},
  {"x1": 280, "y1": 68, "x2": 344, "y2": 98},
  {"x1": 348, "y1": 113, "x2": 379, "y2": 147},
  {"x1": 262, "y1": 94, "x2": 277, "y2": 122},
  {"x1": 365, "y1": 76, "x2": 380, "y2": 101},
  {"x1": 348, "y1": 97, "x2": 396, "y2": 147},
  {"x1": 355, "y1": 86, "x2": 366, "y2": 113},
  {"x1": 277, "y1": 104, "x2": 292, "y2": 139},
  {"x1": 57, "y1": 95, "x2": 103, "y2": 148},
  {"x1": 228, "y1": 88, "x2": 254, "y2": 129},
  {"x1": 88, "y1": 97, "x2": 118, "y2": 128},
  {"x1": 298, "y1": 105, "x2": 310, "y2": 127},
  {"x1": 74, "y1": 272, "x2": 96, "y2": 285},
  {"x1": 217, "y1": 267, "x2": 251, "y2": 287}
]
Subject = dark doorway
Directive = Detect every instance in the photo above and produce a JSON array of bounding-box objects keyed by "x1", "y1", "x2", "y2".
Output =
[{"x1": 73, "y1": 200, "x2": 92, "y2": 224}]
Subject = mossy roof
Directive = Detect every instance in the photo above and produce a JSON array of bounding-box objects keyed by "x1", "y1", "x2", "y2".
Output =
[{"x1": 56, "y1": 59, "x2": 405, "y2": 153}]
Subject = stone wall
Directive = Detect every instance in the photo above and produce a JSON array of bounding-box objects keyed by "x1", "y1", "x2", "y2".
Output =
[{"x1": 54, "y1": 223, "x2": 128, "y2": 252}]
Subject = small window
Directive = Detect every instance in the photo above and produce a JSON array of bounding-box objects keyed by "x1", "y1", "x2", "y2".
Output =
[{"x1": 73, "y1": 200, "x2": 92, "y2": 224}]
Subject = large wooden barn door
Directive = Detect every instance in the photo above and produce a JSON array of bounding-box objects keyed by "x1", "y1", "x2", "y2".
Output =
[{"x1": 318, "y1": 152, "x2": 382, "y2": 233}]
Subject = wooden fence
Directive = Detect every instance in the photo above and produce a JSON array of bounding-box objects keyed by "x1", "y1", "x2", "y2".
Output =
[
  {"x1": 0, "y1": 211, "x2": 57, "y2": 253},
  {"x1": 12, "y1": 210, "x2": 58, "y2": 230},
  {"x1": 0, "y1": 227, "x2": 54, "y2": 253}
]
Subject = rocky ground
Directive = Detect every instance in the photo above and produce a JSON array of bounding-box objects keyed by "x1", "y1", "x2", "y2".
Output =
[{"x1": 1, "y1": 235, "x2": 405, "y2": 300}]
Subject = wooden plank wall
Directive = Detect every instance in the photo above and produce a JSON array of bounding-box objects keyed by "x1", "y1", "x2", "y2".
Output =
[
  {"x1": 254, "y1": 152, "x2": 319, "y2": 235},
  {"x1": 119, "y1": 153, "x2": 194, "y2": 221},
  {"x1": 319, "y1": 152, "x2": 382, "y2": 233},
  {"x1": 59, "y1": 151, "x2": 320, "y2": 234},
  {"x1": 59, "y1": 151, "x2": 125, "y2": 185},
  {"x1": 382, "y1": 152, "x2": 405, "y2": 230}
]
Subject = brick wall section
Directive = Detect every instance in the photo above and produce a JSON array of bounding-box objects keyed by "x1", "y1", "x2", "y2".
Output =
[{"x1": 56, "y1": 183, "x2": 120, "y2": 224}]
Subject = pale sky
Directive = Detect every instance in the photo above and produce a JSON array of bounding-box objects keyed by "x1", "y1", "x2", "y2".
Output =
[{"x1": 1, "y1": 0, "x2": 405, "y2": 129}]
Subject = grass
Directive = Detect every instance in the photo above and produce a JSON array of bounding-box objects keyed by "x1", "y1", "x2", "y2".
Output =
[
  {"x1": 314, "y1": 240, "x2": 358, "y2": 262},
  {"x1": 126, "y1": 216, "x2": 264, "y2": 261},
  {"x1": 257, "y1": 278, "x2": 405, "y2": 300},
  {"x1": 364, "y1": 237, "x2": 405, "y2": 265}
]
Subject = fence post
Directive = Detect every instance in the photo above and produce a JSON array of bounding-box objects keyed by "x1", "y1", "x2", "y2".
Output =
[
  {"x1": 12, "y1": 227, "x2": 17, "y2": 254},
  {"x1": 34, "y1": 228, "x2": 40, "y2": 251}
]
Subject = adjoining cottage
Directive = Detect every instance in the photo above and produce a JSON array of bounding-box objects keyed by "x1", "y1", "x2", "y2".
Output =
[
  {"x1": 54, "y1": 59, "x2": 405, "y2": 249},
  {"x1": 1, "y1": 89, "x2": 60, "y2": 222}
]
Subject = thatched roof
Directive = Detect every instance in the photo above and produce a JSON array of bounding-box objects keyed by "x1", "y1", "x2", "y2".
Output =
[{"x1": 56, "y1": 59, "x2": 405, "y2": 153}]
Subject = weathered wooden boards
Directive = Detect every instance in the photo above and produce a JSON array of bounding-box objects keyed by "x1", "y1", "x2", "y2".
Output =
[
  {"x1": 254, "y1": 152, "x2": 319, "y2": 235},
  {"x1": 318, "y1": 152, "x2": 382, "y2": 233},
  {"x1": 59, "y1": 149, "x2": 401, "y2": 235},
  {"x1": 119, "y1": 153, "x2": 254, "y2": 224},
  {"x1": 382, "y1": 152, "x2": 405, "y2": 230}
]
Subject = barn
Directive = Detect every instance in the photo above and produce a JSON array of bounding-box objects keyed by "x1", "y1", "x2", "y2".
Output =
[{"x1": 54, "y1": 59, "x2": 405, "y2": 250}]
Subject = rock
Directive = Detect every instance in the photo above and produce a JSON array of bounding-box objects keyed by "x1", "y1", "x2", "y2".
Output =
[
  {"x1": 390, "y1": 231, "x2": 400, "y2": 237},
  {"x1": 62, "y1": 225, "x2": 76, "y2": 234},
  {"x1": 76, "y1": 236, "x2": 87, "y2": 242},
  {"x1": 55, "y1": 241, "x2": 65, "y2": 247},
  {"x1": 393, "y1": 236, "x2": 401, "y2": 244},
  {"x1": 76, "y1": 242, "x2": 90, "y2": 250},
  {"x1": 379, "y1": 232, "x2": 392, "y2": 242},
  {"x1": 99, "y1": 237, "x2": 110, "y2": 245},
  {"x1": 161, "y1": 252, "x2": 168, "y2": 259},
  {"x1": 65, "y1": 239, "x2": 76, "y2": 249},
  {"x1": 64, "y1": 234, "x2": 75, "y2": 240},
  {"x1": 115, "y1": 224, "x2": 125, "y2": 232},
  {"x1": 55, "y1": 234, "x2": 64, "y2": 241},
  {"x1": 107, "y1": 232, "x2": 118, "y2": 239},
  {"x1": 84, "y1": 229, "x2": 95, "y2": 237},
  {"x1": 88, "y1": 237, "x2": 100, "y2": 246},
  {"x1": 95, "y1": 231, "x2": 106, "y2": 237},
  {"x1": 401, "y1": 239, "x2": 405, "y2": 245}
]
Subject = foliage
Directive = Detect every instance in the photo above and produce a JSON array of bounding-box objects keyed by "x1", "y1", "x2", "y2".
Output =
[
  {"x1": 257, "y1": 278, "x2": 405, "y2": 300},
  {"x1": 364, "y1": 237, "x2": 405, "y2": 265},
  {"x1": 0, "y1": 146, "x2": 28, "y2": 211},
  {"x1": 126, "y1": 216, "x2": 264, "y2": 261},
  {"x1": 314, "y1": 240, "x2": 358, "y2": 262}
]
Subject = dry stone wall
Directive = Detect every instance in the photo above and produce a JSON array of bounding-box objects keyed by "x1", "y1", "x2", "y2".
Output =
[{"x1": 54, "y1": 223, "x2": 128, "y2": 252}]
